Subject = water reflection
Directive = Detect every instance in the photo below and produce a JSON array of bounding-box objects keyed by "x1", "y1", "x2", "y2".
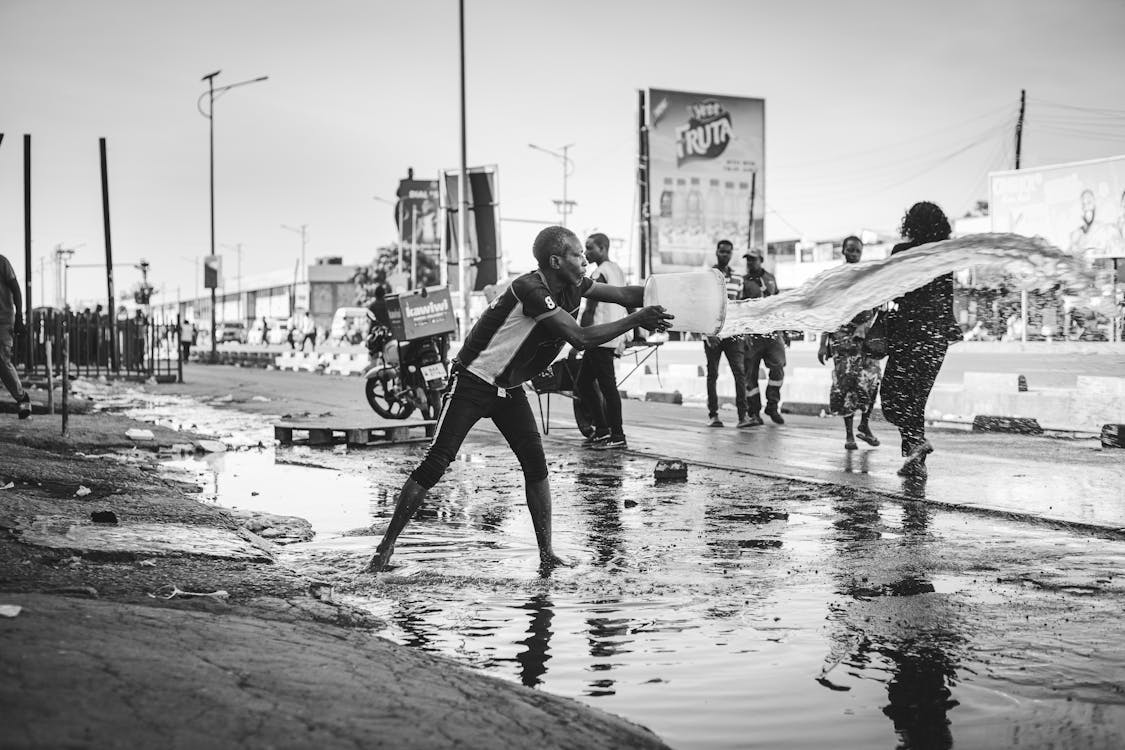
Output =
[
  {"x1": 827, "y1": 494, "x2": 964, "y2": 750},
  {"x1": 515, "y1": 593, "x2": 555, "y2": 688},
  {"x1": 576, "y1": 455, "x2": 626, "y2": 568}
]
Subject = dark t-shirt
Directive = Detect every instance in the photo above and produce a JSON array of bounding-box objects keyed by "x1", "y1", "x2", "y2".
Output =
[
  {"x1": 457, "y1": 271, "x2": 594, "y2": 388},
  {"x1": 890, "y1": 241, "x2": 956, "y2": 336}
]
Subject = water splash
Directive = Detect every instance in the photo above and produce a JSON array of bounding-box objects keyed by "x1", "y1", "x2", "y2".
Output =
[{"x1": 719, "y1": 233, "x2": 1093, "y2": 336}]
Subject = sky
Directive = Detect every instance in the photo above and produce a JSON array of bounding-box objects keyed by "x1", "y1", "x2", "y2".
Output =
[{"x1": 2, "y1": 0, "x2": 1125, "y2": 308}]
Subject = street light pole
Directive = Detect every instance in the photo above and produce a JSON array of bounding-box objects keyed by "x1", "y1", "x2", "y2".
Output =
[
  {"x1": 529, "y1": 142, "x2": 576, "y2": 227},
  {"x1": 198, "y1": 70, "x2": 268, "y2": 360}
]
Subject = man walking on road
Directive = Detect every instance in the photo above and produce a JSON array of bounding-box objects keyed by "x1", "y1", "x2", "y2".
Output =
[
  {"x1": 0, "y1": 253, "x2": 32, "y2": 419},
  {"x1": 367, "y1": 226, "x2": 673, "y2": 574},
  {"x1": 576, "y1": 232, "x2": 631, "y2": 450},
  {"x1": 741, "y1": 248, "x2": 787, "y2": 425},
  {"x1": 704, "y1": 240, "x2": 751, "y2": 428}
]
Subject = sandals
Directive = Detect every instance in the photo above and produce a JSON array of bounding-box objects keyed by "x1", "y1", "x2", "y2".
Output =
[{"x1": 856, "y1": 427, "x2": 879, "y2": 446}]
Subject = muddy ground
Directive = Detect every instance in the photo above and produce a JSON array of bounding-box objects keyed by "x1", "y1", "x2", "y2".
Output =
[{"x1": 0, "y1": 395, "x2": 670, "y2": 750}]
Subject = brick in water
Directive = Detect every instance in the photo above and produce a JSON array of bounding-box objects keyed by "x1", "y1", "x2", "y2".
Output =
[
  {"x1": 1101, "y1": 424, "x2": 1125, "y2": 449},
  {"x1": 654, "y1": 459, "x2": 688, "y2": 481}
]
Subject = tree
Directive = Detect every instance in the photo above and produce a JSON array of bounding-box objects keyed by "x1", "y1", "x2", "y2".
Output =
[{"x1": 352, "y1": 245, "x2": 441, "y2": 306}]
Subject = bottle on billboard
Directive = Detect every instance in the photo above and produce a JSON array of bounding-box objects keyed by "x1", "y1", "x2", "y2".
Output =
[
  {"x1": 660, "y1": 177, "x2": 674, "y2": 218},
  {"x1": 687, "y1": 177, "x2": 703, "y2": 235},
  {"x1": 736, "y1": 181, "x2": 751, "y2": 237},
  {"x1": 704, "y1": 178, "x2": 723, "y2": 239},
  {"x1": 672, "y1": 177, "x2": 688, "y2": 234},
  {"x1": 723, "y1": 180, "x2": 738, "y2": 239}
]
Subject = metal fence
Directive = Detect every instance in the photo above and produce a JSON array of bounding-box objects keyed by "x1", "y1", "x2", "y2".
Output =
[{"x1": 14, "y1": 309, "x2": 182, "y2": 382}]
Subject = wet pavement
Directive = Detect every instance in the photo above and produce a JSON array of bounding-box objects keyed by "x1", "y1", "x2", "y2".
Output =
[{"x1": 98, "y1": 366, "x2": 1125, "y2": 749}]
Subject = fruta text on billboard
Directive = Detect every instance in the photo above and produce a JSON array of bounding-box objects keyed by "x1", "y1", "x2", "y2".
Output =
[{"x1": 645, "y1": 89, "x2": 765, "y2": 274}]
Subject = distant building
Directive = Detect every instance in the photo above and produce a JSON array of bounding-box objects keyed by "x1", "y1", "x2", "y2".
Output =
[
  {"x1": 766, "y1": 230, "x2": 895, "y2": 290},
  {"x1": 154, "y1": 256, "x2": 360, "y2": 332}
]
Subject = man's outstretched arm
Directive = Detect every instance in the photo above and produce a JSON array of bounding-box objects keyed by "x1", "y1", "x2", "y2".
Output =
[
  {"x1": 585, "y1": 282, "x2": 644, "y2": 309},
  {"x1": 539, "y1": 302, "x2": 671, "y2": 350}
]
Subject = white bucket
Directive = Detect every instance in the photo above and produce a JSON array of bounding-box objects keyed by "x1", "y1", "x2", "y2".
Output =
[{"x1": 642, "y1": 270, "x2": 727, "y2": 335}]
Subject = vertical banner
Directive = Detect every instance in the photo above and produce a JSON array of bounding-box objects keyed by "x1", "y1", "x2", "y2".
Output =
[
  {"x1": 440, "y1": 165, "x2": 502, "y2": 292},
  {"x1": 645, "y1": 89, "x2": 765, "y2": 274},
  {"x1": 203, "y1": 255, "x2": 223, "y2": 290},
  {"x1": 395, "y1": 176, "x2": 441, "y2": 253}
]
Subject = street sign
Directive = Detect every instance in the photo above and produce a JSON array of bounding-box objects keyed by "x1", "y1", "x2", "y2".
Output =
[{"x1": 204, "y1": 255, "x2": 223, "y2": 290}]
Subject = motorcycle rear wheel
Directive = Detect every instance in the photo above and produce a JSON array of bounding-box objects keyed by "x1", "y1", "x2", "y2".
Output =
[{"x1": 365, "y1": 375, "x2": 415, "y2": 420}]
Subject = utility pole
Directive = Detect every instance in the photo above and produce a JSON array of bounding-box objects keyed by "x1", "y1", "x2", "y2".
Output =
[
  {"x1": 1015, "y1": 89, "x2": 1026, "y2": 170},
  {"x1": 1015, "y1": 88, "x2": 1027, "y2": 342},
  {"x1": 529, "y1": 143, "x2": 576, "y2": 226},
  {"x1": 458, "y1": 0, "x2": 470, "y2": 336}
]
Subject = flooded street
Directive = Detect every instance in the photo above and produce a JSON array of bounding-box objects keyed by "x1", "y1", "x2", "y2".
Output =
[{"x1": 127, "y1": 380, "x2": 1125, "y2": 750}]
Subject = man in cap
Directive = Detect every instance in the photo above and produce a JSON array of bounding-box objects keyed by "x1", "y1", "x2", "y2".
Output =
[{"x1": 741, "y1": 247, "x2": 787, "y2": 425}]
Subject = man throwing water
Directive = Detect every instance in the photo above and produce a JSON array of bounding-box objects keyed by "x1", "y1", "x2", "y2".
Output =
[{"x1": 367, "y1": 227, "x2": 673, "y2": 573}]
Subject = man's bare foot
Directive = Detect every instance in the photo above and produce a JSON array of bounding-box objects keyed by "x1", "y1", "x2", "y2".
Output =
[
  {"x1": 538, "y1": 552, "x2": 572, "y2": 576},
  {"x1": 365, "y1": 544, "x2": 394, "y2": 573}
]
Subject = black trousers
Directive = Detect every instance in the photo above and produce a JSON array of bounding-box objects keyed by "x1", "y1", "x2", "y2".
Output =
[
  {"x1": 410, "y1": 365, "x2": 548, "y2": 489},
  {"x1": 705, "y1": 337, "x2": 747, "y2": 420},
  {"x1": 576, "y1": 347, "x2": 623, "y2": 437},
  {"x1": 744, "y1": 334, "x2": 786, "y2": 414},
  {"x1": 880, "y1": 333, "x2": 948, "y2": 453}
]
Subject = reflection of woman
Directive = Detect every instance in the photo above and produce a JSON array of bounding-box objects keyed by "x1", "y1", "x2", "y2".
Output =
[
  {"x1": 818, "y1": 236, "x2": 882, "y2": 450},
  {"x1": 880, "y1": 202, "x2": 960, "y2": 478}
]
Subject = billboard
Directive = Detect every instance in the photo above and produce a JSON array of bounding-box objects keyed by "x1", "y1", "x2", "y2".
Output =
[
  {"x1": 646, "y1": 89, "x2": 765, "y2": 273},
  {"x1": 990, "y1": 155, "x2": 1125, "y2": 261},
  {"x1": 440, "y1": 166, "x2": 502, "y2": 292},
  {"x1": 395, "y1": 176, "x2": 441, "y2": 249}
]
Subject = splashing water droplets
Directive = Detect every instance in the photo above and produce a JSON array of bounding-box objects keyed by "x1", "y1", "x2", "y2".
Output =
[{"x1": 719, "y1": 233, "x2": 1093, "y2": 336}]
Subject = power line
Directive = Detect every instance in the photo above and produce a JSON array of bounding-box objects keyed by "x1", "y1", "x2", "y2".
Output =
[{"x1": 776, "y1": 102, "x2": 1015, "y2": 170}]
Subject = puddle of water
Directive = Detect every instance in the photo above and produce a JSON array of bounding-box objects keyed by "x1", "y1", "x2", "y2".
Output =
[{"x1": 128, "y1": 394, "x2": 1125, "y2": 750}]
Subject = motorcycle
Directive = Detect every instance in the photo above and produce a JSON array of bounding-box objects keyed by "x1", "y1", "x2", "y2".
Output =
[
  {"x1": 363, "y1": 328, "x2": 450, "y2": 421},
  {"x1": 362, "y1": 285, "x2": 458, "y2": 422}
]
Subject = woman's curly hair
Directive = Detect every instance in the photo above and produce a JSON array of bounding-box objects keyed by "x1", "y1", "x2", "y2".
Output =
[{"x1": 899, "y1": 201, "x2": 951, "y2": 245}]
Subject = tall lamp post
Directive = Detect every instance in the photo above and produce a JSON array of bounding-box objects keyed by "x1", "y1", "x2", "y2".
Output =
[
  {"x1": 528, "y1": 142, "x2": 575, "y2": 227},
  {"x1": 198, "y1": 69, "x2": 268, "y2": 361}
]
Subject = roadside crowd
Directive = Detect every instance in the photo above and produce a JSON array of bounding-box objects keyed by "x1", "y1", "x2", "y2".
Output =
[{"x1": 570, "y1": 202, "x2": 963, "y2": 481}]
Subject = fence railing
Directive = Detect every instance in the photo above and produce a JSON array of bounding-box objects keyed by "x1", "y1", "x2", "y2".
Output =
[{"x1": 13, "y1": 309, "x2": 183, "y2": 382}]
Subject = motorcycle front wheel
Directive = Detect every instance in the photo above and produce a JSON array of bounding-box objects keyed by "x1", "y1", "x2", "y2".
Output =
[{"x1": 365, "y1": 374, "x2": 415, "y2": 420}]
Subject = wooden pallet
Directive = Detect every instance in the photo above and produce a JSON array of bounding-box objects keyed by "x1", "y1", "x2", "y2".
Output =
[{"x1": 273, "y1": 419, "x2": 436, "y2": 447}]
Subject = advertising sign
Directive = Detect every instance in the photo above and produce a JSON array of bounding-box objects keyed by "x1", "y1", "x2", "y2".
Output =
[
  {"x1": 203, "y1": 255, "x2": 223, "y2": 290},
  {"x1": 385, "y1": 286, "x2": 458, "y2": 341},
  {"x1": 646, "y1": 89, "x2": 765, "y2": 273},
  {"x1": 990, "y1": 155, "x2": 1125, "y2": 261},
  {"x1": 440, "y1": 166, "x2": 502, "y2": 292},
  {"x1": 395, "y1": 177, "x2": 441, "y2": 249}
]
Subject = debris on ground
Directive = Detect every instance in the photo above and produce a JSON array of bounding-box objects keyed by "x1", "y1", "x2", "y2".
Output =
[{"x1": 150, "y1": 584, "x2": 230, "y2": 601}]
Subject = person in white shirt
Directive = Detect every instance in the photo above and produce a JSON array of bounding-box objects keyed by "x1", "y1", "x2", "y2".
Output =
[{"x1": 575, "y1": 233, "x2": 632, "y2": 450}]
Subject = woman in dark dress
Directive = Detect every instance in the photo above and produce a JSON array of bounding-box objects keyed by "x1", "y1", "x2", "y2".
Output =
[{"x1": 880, "y1": 202, "x2": 961, "y2": 478}]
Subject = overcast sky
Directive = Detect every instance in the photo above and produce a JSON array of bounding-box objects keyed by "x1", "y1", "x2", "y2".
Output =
[{"x1": 2, "y1": 0, "x2": 1124, "y2": 306}]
